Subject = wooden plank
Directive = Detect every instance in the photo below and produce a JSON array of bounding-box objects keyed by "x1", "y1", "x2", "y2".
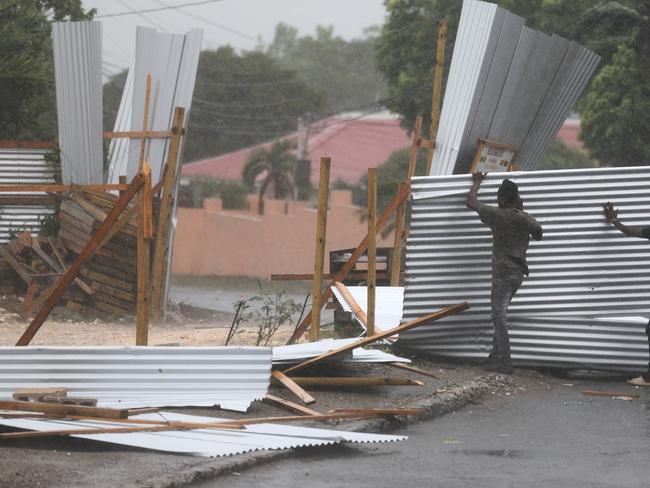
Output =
[
  {"x1": 136, "y1": 164, "x2": 151, "y2": 345},
  {"x1": 70, "y1": 193, "x2": 107, "y2": 222},
  {"x1": 0, "y1": 400, "x2": 129, "y2": 419},
  {"x1": 0, "y1": 140, "x2": 56, "y2": 149},
  {"x1": 367, "y1": 167, "x2": 376, "y2": 336},
  {"x1": 0, "y1": 247, "x2": 31, "y2": 284},
  {"x1": 83, "y1": 269, "x2": 134, "y2": 291},
  {"x1": 581, "y1": 390, "x2": 639, "y2": 399},
  {"x1": 150, "y1": 107, "x2": 185, "y2": 321},
  {"x1": 0, "y1": 184, "x2": 127, "y2": 193},
  {"x1": 263, "y1": 394, "x2": 323, "y2": 416},
  {"x1": 32, "y1": 240, "x2": 94, "y2": 296},
  {"x1": 288, "y1": 377, "x2": 424, "y2": 387},
  {"x1": 103, "y1": 130, "x2": 174, "y2": 139},
  {"x1": 139, "y1": 73, "x2": 152, "y2": 172},
  {"x1": 13, "y1": 387, "x2": 68, "y2": 399},
  {"x1": 0, "y1": 195, "x2": 57, "y2": 205},
  {"x1": 406, "y1": 115, "x2": 423, "y2": 179},
  {"x1": 416, "y1": 138, "x2": 434, "y2": 149},
  {"x1": 390, "y1": 182, "x2": 409, "y2": 286},
  {"x1": 288, "y1": 182, "x2": 411, "y2": 344},
  {"x1": 271, "y1": 370, "x2": 316, "y2": 405},
  {"x1": 425, "y1": 20, "x2": 447, "y2": 174},
  {"x1": 386, "y1": 362, "x2": 441, "y2": 379},
  {"x1": 284, "y1": 302, "x2": 468, "y2": 374},
  {"x1": 333, "y1": 281, "x2": 367, "y2": 325},
  {"x1": 311, "y1": 156, "x2": 331, "y2": 341},
  {"x1": 16, "y1": 175, "x2": 144, "y2": 346},
  {"x1": 142, "y1": 162, "x2": 153, "y2": 240}
]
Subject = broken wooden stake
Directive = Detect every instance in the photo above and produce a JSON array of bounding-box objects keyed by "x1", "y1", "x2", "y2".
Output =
[{"x1": 271, "y1": 370, "x2": 316, "y2": 405}]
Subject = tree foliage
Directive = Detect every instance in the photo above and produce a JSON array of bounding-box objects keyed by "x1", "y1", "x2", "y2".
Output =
[
  {"x1": 267, "y1": 23, "x2": 387, "y2": 116},
  {"x1": 0, "y1": 0, "x2": 94, "y2": 140},
  {"x1": 538, "y1": 140, "x2": 595, "y2": 170}
]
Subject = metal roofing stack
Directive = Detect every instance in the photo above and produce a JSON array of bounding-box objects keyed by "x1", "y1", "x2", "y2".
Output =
[
  {"x1": 52, "y1": 21, "x2": 104, "y2": 184},
  {"x1": 330, "y1": 286, "x2": 405, "y2": 334},
  {"x1": 399, "y1": 167, "x2": 650, "y2": 372},
  {"x1": 0, "y1": 412, "x2": 405, "y2": 457},
  {"x1": 430, "y1": 0, "x2": 600, "y2": 175},
  {"x1": 0, "y1": 346, "x2": 271, "y2": 412},
  {"x1": 107, "y1": 27, "x2": 203, "y2": 185},
  {"x1": 0, "y1": 147, "x2": 57, "y2": 243}
]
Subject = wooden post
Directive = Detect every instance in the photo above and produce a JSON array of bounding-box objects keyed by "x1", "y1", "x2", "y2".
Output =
[
  {"x1": 425, "y1": 21, "x2": 447, "y2": 175},
  {"x1": 310, "y1": 157, "x2": 330, "y2": 342},
  {"x1": 367, "y1": 168, "x2": 376, "y2": 336},
  {"x1": 118, "y1": 175, "x2": 126, "y2": 197},
  {"x1": 16, "y1": 175, "x2": 145, "y2": 346},
  {"x1": 150, "y1": 106, "x2": 185, "y2": 321},
  {"x1": 139, "y1": 74, "x2": 152, "y2": 171},
  {"x1": 287, "y1": 182, "x2": 411, "y2": 344},
  {"x1": 136, "y1": 162, "x2": 152, "y2": 345},
  {"x1": 407, "y1": 116, "x2": 423, "y2": 180}
]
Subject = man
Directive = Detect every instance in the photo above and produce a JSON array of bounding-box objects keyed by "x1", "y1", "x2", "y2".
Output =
[
  {"x1": 603, "y1": 201, "x2": 650, "y2": 386},
  {"x1": 467, "y1": 173, "x2": 543, "y2": 373}
]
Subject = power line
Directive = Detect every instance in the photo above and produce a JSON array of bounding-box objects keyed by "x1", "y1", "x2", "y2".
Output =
[{"x1": 95, "y1": 0, "x2": 225, "y2": 19}]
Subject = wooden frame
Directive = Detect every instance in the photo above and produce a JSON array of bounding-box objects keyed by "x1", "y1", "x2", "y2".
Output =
[{"x1": 469, "y1": 139, "x2": 518, "y2": 174}]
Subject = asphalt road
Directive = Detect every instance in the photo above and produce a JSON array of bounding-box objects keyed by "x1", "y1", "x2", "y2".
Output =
[{"x1": 199, "y1": 377, "x2": 650, "y2": 488}]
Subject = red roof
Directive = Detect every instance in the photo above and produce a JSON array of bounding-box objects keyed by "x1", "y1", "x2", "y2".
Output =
[
  {"x1": 556, "y1": 119, "x2": 583, "y2": 150},
  {"x1": 182, "y1": 112, "x2": 411, "y2": 184}
]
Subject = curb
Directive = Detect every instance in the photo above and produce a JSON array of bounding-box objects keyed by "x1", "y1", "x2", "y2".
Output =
[{"x1": 139, "y1": 377, "x2": 492, "y2": 488}]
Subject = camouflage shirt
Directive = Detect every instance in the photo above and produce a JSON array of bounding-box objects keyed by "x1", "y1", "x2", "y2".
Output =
[{"x1": 477, "y1": 203, "x2": 542, "y2": 281}]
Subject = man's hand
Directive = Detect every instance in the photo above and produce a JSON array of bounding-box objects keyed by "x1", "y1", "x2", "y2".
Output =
[
  {"x1": 603, "y1": 202, "x2": 618, "y2": 223},
  {"x1": 466, "y1": 172, "x2": 486, "y2": 210},
  {"x1": 472, "y1": 172, "x2": 487, "y2": 186}
]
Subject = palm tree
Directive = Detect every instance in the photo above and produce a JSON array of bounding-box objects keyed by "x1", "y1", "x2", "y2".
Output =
[{"x1": 242, "y1": 139, "x2": 298, "y2": 214}]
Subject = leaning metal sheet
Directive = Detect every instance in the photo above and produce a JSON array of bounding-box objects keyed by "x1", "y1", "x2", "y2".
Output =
[
  {"x1": 272, "y1": 339, "x2": 410, "y2": 364},
  {"x1": 0, "y1": 412, "x2": 406, "y2": 457},
  {"x1": 400, "y1": 167, "x2": 650, "y2": 372},
  {"x1": 0, "y1": 346, "x2": 271, "y2": 412},
  {"x1": 52, "y1": 21, "x2": 103, "y2": 184}
]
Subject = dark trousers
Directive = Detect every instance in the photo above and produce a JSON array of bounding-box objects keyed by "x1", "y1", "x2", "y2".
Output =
[{"x1": 489, "y1": 277, "x2": 523, "y2": 360}]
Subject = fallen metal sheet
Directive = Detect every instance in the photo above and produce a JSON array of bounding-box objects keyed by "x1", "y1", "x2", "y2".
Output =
[
  {"x1": 272, "y1": 339, "x2": 410, "y2": 364},
  {"x1": 330, "y1": 286, "x2": 405, "y2": 335},
  {"x1": 0, "y1": 412, "x2": 406, "y2": 457},
  {"x1": 430, "y1": 0, "x2": 600, "y2": 175},
  {"x1": 400, "y1": 167, "x2": 650, "y2": 372},
  {"x1": 0, "y1": 147, "x2": 57, "y2": 243},
  {"x1": 0, "y1": 346, "x2": 271, "y2": 412},
  {"x1": 52, "y1": 21, "x2": 104, "y2": 184},
  {"x1": 107, "y1": 27, "x2": 203, "y2": 185}
]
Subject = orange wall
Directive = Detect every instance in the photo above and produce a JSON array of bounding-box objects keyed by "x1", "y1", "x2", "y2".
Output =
[{"x1": 171, "y1": 190, "x2": 394, "y2": 278}]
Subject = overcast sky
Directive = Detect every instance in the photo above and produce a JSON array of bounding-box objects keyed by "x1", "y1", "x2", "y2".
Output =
[{"x1": 82, "y1": 0, "x2": 388, "y2": 77}]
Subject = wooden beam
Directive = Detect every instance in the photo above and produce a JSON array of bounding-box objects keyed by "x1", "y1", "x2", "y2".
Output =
[
  {"x1": 136, "y1": 163, "x2": 152, "y2": 346},
  {"x1": 0, "y1": 400, "x2": 129, "y2": 419},
  {"x1": 390, "y1": 182, "x2": 408, "y2": 286},
  {"x1": 0, "y1": 140, "x2": 56, "y2": 149},
  {"x1": 407, "y1": 116, "x2": 423, "y2": 180},
  {"x1": 139, "y1": 73, "x2": 152, "y2": 172},
  {"x1": 32, "y1": 240, "x2": 94, "y2": 296},
  {"x1": 271, "y1": 370, "x2": 316, "y2": 405},
  {"x1": 150, "y1": 107, "x2": 186, "y2": 321},
  {"x1": 386, "y1": 362, "x2": 441, "y2": 379},
  {"x1": 367, "y1": 167, "x2": 376, "y2": 336},
  {"x1": 263, "y1": 394, "x2": 323, "y2": 416},
  {"x1": 288, "y1": 182, "x2": 411, "y2": 344},
  {"x1": 425, "y1": 21, "x2": 447, "y2": 175},
  {"x1": 0, "y1": 184, "x2": 127, "y2": 193},
  {"x1": 284, "y1": 302, "x2": 468, "y2": 374},
  {"x1": 287, "y1": 377, "x2": 424, "y2": 387},
  {"x1": 334, "y1": 281, "x2": 367, "y2": 326},
  {"x1": 310, "y1": 156, "x2": 331, "y2": 342},
  {"x1": 103, "y1": 130, "x2": 174, "y2": 139},
  {"x1": 581, "y1": 390, "x2": 639, "y2": 399},
  {"x1": 15, "y1": 175, "x2": 144, "y2": 346}
]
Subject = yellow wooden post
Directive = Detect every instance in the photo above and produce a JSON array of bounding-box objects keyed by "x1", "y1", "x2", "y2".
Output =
[
  {"x1": 425, "y1": 21, "x2": 447, "y2": 175},
  {"x1": 310, "y1": 157, "x2": 331, "y2": 342},
  {"x1": 367, "y1": 168, "x2": 376, "y2": 336}
]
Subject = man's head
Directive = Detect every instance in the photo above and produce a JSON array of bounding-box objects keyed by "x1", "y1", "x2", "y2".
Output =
[{"x1": 497, "y1": 179, "x2": 519, "y2": 208}]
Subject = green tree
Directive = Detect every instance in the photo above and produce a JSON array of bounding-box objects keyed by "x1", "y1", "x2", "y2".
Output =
[
  {"x1": 267, "y1": 23, "x2": 387, "y2": 116},
  {"x1": 538, "y1": 140, "x2": 595, "y2": 170},
  {"x1": 242, "y1": 139, "x2": 297, "y2": 214},
  {"x1": 0, "y1": 1, "x2": 94, "y2": 140}
]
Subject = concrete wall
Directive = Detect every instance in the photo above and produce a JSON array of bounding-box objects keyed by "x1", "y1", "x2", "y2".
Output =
[{"x1": 171, "y1": 190, "x2": 394, "y2": 278}]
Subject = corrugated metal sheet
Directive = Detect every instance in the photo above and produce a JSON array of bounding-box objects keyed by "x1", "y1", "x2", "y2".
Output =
[
  {"x1": 52, "y1": 21, "x2": 104, "y2": 184},
  {"x1": 331, "y1": 286, "x2": 405, "y2": 334},
  {"x1": 0, "y1": 346, "x2": 271, "y2": 412},
  {"x1": 107, "y1": 27, "x2": 203, "y2": 185},
  {"x1": 0, "y1": 412, "x2": 405, "y2": 457},
  {"x1": 0, "y1": 147, "x2": 57, "y2": 243},
  {"x1": 430, "y1": 0, "x2": 600, "y2": 175},
  {"x1": 273, "y1": 339, "x2": 410, "y2": 364},
  {"x1": 400, "y1": 167, "x2": 650, "y2": 372}
]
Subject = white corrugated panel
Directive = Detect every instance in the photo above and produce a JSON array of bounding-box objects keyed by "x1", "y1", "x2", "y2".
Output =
[
  {"x1": 331, "y1": 286, "x2": 405, "y2": 335},
  {"x1": 273, "y1": 339, "x2": 410, "y2": 364},
  {"x1": 0, "y1": 147, "x2": 57, "y2": 243},
  {"x1": 400, "y1": 167, "x2": 650, "y2": 372},
  {"x1": 107, "y1": 27, "x2": 203, "y2": 185},
  {"x1": 0, "y1": 412, "x2": 405, "y2": 457},
  {"x1": 0, "y1": 346, "x2": 271, "y2": 412},
  {"x1": 52, "y1": 21, "x2": 103, "y2": 184}
]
